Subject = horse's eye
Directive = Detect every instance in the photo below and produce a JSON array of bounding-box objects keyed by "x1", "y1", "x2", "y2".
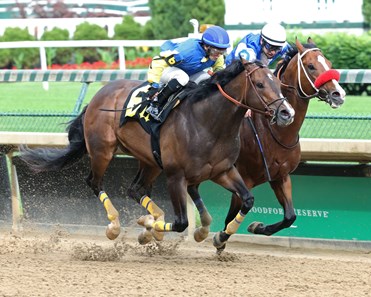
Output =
[
  {"x1": 256, "y1": 82, "x2": 264, "y2": 88},
  {"x1": 308, "y1": 64, "x2": 315, "y2": 70}
]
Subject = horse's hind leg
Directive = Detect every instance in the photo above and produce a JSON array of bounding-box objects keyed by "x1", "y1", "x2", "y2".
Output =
[
  {"x1": 211, "y1": 167, "x2": 254, "y2": 252},
  {"x1": 187, "y1": 185, "x2": 212, "y2": 242},
  {"x1": 248, "y1": 175, "x2": 296, "y2": 235},
  {"x1": 86, "y1": 143, "x2": 120, "y2": 240}
]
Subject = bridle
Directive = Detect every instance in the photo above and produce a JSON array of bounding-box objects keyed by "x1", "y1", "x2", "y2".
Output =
[
  {"x1": 278, "y1": 48, "x2": 340, "y2": 102},
  {"x1": 216, "y1": 65, "x2": 287, "y2": 119}
]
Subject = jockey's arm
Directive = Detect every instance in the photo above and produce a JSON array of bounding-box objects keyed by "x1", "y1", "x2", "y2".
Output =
[{"x1": 235, "y1": 43, "x2": 257, "y2": 62}]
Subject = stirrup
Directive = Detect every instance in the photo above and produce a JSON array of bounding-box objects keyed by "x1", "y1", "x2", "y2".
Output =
[
  {"x1": 146, "y1": 104, "x2": 159, "y2": 117},
  {"x1": 150, "y1": 111, "x2": 162, "y2": 122}
]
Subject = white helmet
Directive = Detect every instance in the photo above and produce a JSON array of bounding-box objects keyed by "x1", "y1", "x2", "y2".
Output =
[{"x1": 261, "y1": 23, "x2": 286, "y2": 47}]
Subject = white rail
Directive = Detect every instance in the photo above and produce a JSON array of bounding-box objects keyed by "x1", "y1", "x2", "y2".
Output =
[
  {"x1": 0, "y1": 40, "x2": 167, "y2": 71},
  {"x1": 1, "y1": 132, "x2": 370, "y2": 163}
]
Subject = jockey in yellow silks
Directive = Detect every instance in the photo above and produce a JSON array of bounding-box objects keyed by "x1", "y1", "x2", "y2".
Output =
[{"x1": 145, "y1": 25, "x2": 230, "y2": 121}]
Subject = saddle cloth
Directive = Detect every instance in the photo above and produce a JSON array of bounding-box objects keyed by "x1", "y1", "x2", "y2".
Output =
[{"x1": 119, "y1": 82, "x2": 184, "y2": 168}]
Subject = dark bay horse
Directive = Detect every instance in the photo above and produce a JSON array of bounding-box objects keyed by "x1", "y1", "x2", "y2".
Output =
[
  {"x1": 188, "y1": 38, "x2": 346, "y2": 252},
  {"x1": 19, "y1": 60, "x2": 295, "y2": 243}
]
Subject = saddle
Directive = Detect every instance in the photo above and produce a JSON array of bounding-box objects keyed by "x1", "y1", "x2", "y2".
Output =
[{"x1": 119, "y1": 82, "x2": 186, "y2": 168}]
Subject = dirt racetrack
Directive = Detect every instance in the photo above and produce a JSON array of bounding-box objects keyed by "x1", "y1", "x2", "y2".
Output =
[{"x1": 0, "y1": 226, "x2": 370, "y2": 297}]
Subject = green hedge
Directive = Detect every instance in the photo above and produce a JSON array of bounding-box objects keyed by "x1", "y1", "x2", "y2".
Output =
[
  {"x1": 0, "y1": 21, "x2": 370, "y2": 95},
  {"x1": 285, "y1": 31, "x2": 371, "y2": 95}
]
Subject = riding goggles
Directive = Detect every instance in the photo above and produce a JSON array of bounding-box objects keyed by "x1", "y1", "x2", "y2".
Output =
[
  {"x1": 263, "y1": 42, "x2": 282, "y2": 52},
  {"x1": 209, "y1": 47, "x2": 227, "y2": 56}
]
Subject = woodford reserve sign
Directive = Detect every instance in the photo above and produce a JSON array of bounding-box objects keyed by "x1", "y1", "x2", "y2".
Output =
[{"x1": 200, "y1": 172, "x2": 370, "y2": 241}]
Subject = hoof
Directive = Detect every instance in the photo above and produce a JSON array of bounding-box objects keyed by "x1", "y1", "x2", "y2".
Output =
[
  {"x1": 106, "y1": 224, "x2": 120, "y2": 240},
  {"x1": 216, "y1": 244, "x2": 226, "y2": 255},
  {"x1": 152, "y1": 229, "x2": 164, "y2": 241},
  {"x1": 137, "y1": 214, "x2": 155, "y2": 228},
  {"x1": 194, "y1": 226, "x2": 209, "y2": 242},
  {"x1": 138, "y1": 229, "x2": 153, "y2": 245},
  {"x1": 248, "y1": 221, "x2": 264, "y2": 234},
  {"x1": 212, "y1": 231, "x2": 225, "y2": 249}
]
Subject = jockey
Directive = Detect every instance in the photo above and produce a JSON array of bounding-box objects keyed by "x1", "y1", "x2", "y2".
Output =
[
  {"x1": 146, "y1": 25, "x2": 230, "y2": 121},
  {"x1": 225, "y1": 23, "x2": 291, "y2": 67}
]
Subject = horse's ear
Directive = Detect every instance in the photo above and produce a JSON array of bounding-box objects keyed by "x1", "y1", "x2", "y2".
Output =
[
  {"x1": 307, "y1": 37, "x2": 314, "y2": 44},
  {"x1": 295, "y1": 37, "x2": 305, "y2": 53}
]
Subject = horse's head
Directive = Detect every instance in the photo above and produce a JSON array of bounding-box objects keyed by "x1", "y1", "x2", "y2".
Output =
[
  {"x1": 242, "y1": 60, "x2": 295, "y2": 127},
  {"x1": 282, "y1": 38, "x2": 345, "y2": 108}
]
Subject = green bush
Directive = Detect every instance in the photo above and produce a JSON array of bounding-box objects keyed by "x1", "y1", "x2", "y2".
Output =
[
  {"x1": 293, "y1": 32, "x2": 371, "y2": 95},
  {"x1": 0, "y1": 27, "x2": 39, "y2": 69},
  {"x1": 73, "y1": 22, "x2": 110, "y2": 63},
  {"x1": 113, "y1": 16, "x2": 143, "y2": 40},
  {"x1": 40, "y1": 27, "x2": 74, "y2": 66}
]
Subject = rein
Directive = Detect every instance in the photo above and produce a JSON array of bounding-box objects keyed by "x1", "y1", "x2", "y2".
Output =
[
  {"x1": 297, "y1": 47, "x2": 321, "y2": 97},
  {"x1": 217, "y1": 83, "x2": 270, "y2": 115},
  {"x1": 277, "y1": 48, "x2": 320, "y2": 100},
  {"x1": 267, "y1": 122, "x2": 299, "y2": 149},
  {"x1": 247, "y1": 115, "x2": 298, "y2": 183},
  {"x1": 216, "y1": 66, "x2": 279, "y2": 117}
]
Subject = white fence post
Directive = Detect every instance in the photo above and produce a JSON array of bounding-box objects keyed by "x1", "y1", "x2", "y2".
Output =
[
  {"x1": 39, "y1": 45, "x2": 49, "y2": 90},
  {"x1": 118, "y1": 46, "x2": 126, "y2": 70}
]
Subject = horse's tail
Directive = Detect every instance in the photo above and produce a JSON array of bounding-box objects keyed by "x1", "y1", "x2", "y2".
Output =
[{"x1": 19, "y1": 106, "x2": 88, "y2": 173}]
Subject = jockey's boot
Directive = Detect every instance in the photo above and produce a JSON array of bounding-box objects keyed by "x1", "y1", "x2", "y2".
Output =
[{"x1": 147, "y1": 79, "x2": 182, "y2": 121}]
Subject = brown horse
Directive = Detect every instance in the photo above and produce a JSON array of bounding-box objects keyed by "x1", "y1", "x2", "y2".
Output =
[
  {"x1": 188, "y1": 38, "x2": 346, "y2": 252},
  {"x1": 19, "y1": 60, "x2": 295, "y2": 243}
]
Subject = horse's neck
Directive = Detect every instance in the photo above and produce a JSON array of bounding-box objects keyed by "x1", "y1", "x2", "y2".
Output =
[{"x1": 186, "y1": 92, "x2": 246, "y2": 137}]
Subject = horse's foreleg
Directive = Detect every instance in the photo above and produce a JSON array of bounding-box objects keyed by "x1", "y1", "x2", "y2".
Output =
[
  {"x1": 212, "y1": 168, "x2": 254, "y2": 252},
  {"x1": 137, "y1": 195, "x2": 173, "y2": 231},
  {"x1": 137, "y1": 195, "x2": 167, "y2": 242},
  {"x1": 132, "y1": 170, "x2": 189, "y2": 242},
  {"x1": 139, "y1": 175, "x2": 189, "y2": 235},
  {"x1": 139, "y1": 195, "x2": 165, "y2": 220},
  {"x1": 187, "y1": 185, "x2": 212, "y2": 242},
  {"x1": 248, "y1": 175, "x2": 296, "y2": 235}
]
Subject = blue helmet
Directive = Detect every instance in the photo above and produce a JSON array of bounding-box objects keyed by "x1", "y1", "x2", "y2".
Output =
[{"x1": 202, "y1": 26, "x2": 230, "y2": 49}]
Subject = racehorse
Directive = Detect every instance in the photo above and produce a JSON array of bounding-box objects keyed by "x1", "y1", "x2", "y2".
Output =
[
  {"x1": 19, "y1": 59, "x2": 295, "y2": 243},
  {"x1": 188, "y1": 38, "x2": 346, "y2": 252}
]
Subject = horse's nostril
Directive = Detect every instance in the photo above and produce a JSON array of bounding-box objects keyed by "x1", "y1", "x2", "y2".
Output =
[{"x1": 280, "y1": 109, "x2": 291, "y2": 118}]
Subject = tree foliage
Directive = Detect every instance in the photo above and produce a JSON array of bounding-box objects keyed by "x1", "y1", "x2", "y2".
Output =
[
  {"x1": 362, "y1": 0, "x2": 371, "y2": 26},
  {"x1": 114, "y1": 16, "x2": 143, "y2": 40},
  {"x1": 0, "y1": 27, "x2": 38, "y2": 68},
  {"x1": 40, "y1": 27, "x2": 72, "y2": 65},
  {"x1": 73, "y1": 22, "x2": 109, "y2": 62},
  {"x1": 147, "y1": 0, "x2": 225, "y2": 39},
  {"x1": 73, "y1": 22, "x2": 109, "y2": 40}
]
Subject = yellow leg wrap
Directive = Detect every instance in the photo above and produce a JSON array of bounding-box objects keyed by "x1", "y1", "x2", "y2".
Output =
[
  {"x1": 99, "y1": 191, "x2": 118, "y2": 221},
  {"x1": 140, "y1": 195, "x2": 165, "y2": 219},
  {"x1": 153, "y1": 221, "x2": 172, "y2": 232},
  {"x1": 225, "y1": 211, "x2": 246, "y2": 235}
]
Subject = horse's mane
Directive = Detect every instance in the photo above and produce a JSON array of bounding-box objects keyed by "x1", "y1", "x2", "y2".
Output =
[
  {"x1": 184, "y1": 59, "x2": 265, "y2": 103},
  {"x1": 273, "y1": 41, "x2": 318, "y2": 77}
]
